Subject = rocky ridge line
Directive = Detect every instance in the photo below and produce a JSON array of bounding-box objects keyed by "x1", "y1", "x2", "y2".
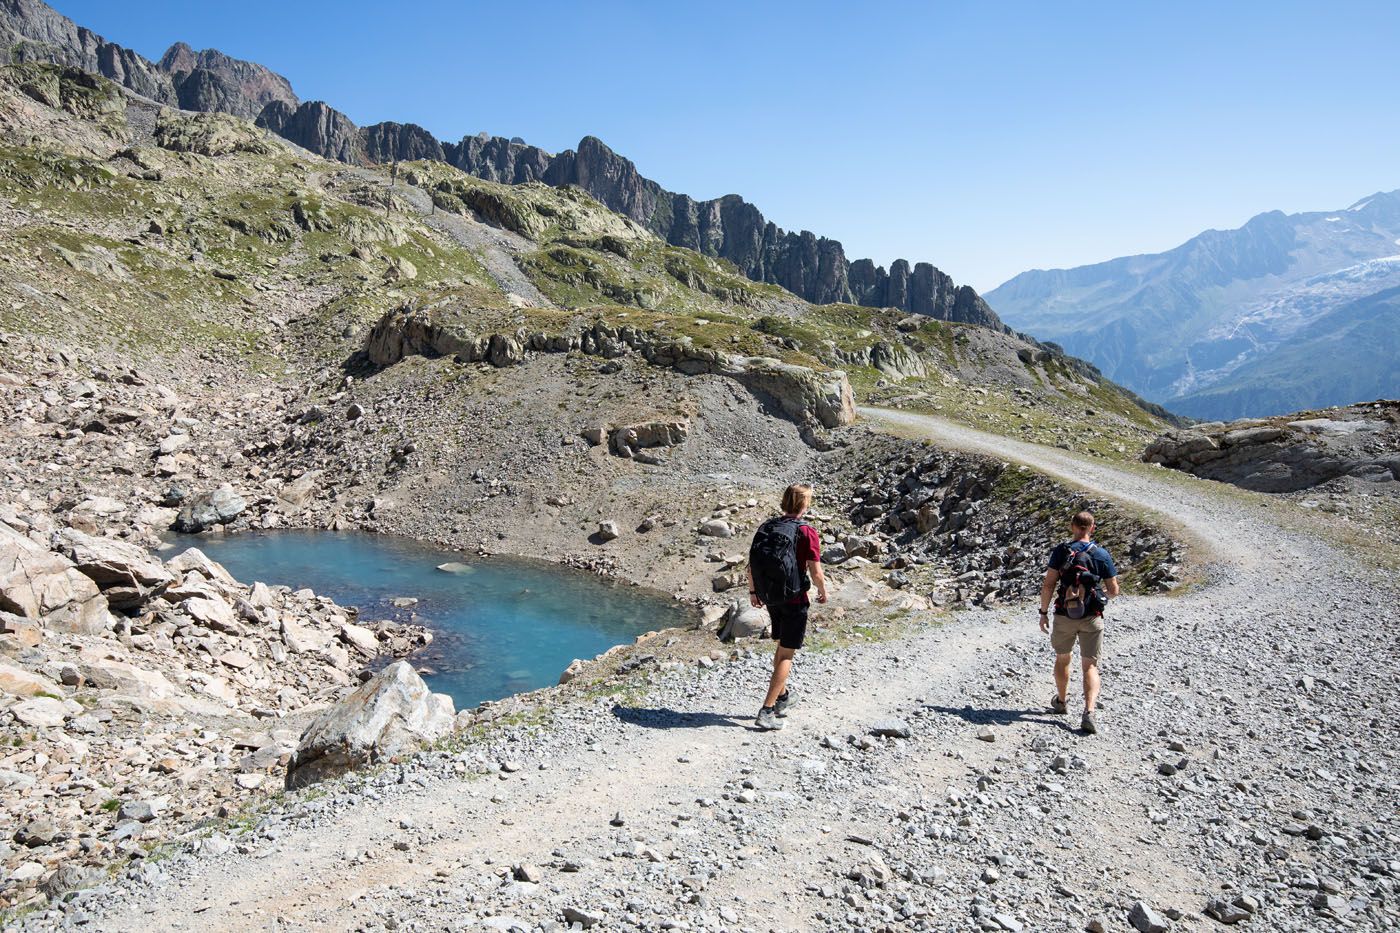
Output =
[
  {"x1": 0, "y1": 0, "x2": 1002, "y2": 329},
  {"x1": 0, "y1": 0, "x2": 295, "y2": 120}
]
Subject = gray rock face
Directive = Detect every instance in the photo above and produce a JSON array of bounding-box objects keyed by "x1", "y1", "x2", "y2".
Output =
[
  {"x1": 1143, "y1": 400, "x2": 1399, "y2": 492},
  {"x1": 173, "y1": 484, "x2": 248, "y2": 532},
  {"x1": 157, "y1": 41, "x2": 297, "y2": 120},
  {"x1": 286, "y1": 661, "x2": 455, "y2": 788},
  {"x1": 361, "y1": 120, "x2": 445, "y2": 164},
  {"x1": 0, "y1": 0, "x2": 296, "y2": 120},
  {"x1": 256, "y1": 100, "x2": 362, "y2": 163},
  {"x1": 446, "y1": 131, "x2": 552, "y2": 184}
]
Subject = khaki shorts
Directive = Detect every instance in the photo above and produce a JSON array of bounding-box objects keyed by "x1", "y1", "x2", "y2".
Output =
[{"x1": 1051, "y1": 613, "x2": 1104, "y2": 660}]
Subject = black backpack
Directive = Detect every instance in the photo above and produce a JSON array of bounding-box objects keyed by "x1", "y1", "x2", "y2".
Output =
[
  {"x1": 749, "y1": 516, "x2": 807, "y2": 606},
  {"x1": 1058, "y1": 541, "x2": 1105, "y2": 620}
]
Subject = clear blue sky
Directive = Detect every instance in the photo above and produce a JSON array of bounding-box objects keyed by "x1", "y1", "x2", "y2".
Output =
[{"x1": 52, "y1": 0, "x2": 1400, "y2": 291}]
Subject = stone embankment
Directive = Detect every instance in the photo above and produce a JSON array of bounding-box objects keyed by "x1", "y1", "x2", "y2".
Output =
[
  {"x1": 814, "y1": 432, "x2": 1180, "y2": 605},
  {"x1": 1144, "y1": 400, "x2": 1400, "y2": 492},
  {"x1": 364, "y1": 304, "x2": 856, "y2": 439}
]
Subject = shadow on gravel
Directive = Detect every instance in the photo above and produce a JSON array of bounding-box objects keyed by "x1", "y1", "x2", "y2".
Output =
[
  {"x1": 926, "y1": 704, "x2": 1076, "y2": 733},
  {"x1": 612, "y1": 707, "x2": 748, "y2": 730}
]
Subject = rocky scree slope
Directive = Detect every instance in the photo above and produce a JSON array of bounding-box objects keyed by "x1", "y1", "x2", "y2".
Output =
[
  {"x1": 988, "y1": 190, "x2": 1400, "y2": 420},
  {"x1": 0, "y1": 505, "x2": 434, "y2": 913},
  {"x1": 0, "y1": 0, "x2": 1001, "y2": 326}
]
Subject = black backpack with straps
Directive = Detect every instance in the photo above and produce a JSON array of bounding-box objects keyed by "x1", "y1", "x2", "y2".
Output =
[
  {"x1": 1058, "y1": 540, "x2": 1106, "y2": 620},
  {"x1": 749, "y1": 516, "x2": 807, "y2": 606}
]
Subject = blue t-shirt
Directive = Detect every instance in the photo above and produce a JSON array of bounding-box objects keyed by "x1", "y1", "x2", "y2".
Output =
[{"x1": 1047, "y1": 541, "x2": 1118, "y2": 581}]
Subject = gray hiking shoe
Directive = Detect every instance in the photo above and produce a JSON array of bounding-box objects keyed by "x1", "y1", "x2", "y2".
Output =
[
  {"x1": 755, "y1": 706, "x2": 786, "y2": 731},
  {"x1": 1080, "y1": 711, "x2": 1098, "y2": 735},
  {"x1": 1050, "y1": 694, "x2": 1067, "y2": 714},
  {"x1": 775, "y1": 687, "x2": 798, "y2": 717}
]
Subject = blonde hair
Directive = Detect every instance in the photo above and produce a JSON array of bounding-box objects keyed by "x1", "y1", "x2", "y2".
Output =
[
  {"x1": 781, "y1": 483, "x2": 814, "y2": 516},
  {"x1": 1071, "y1": 510, "x2": 1095, "y2": 530}
]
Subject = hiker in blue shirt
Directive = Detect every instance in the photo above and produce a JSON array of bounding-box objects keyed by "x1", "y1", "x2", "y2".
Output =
[{"x1": 1037, "y1": 510, "x2": 1119, "y2": 734}]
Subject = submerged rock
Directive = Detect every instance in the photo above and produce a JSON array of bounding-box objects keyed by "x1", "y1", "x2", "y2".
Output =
[{"x1": 285, "y1": 661, "x2": 455, "y2": 788}]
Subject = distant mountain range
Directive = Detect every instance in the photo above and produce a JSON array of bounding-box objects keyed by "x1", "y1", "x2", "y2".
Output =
[
  {"x1": 0, "y1": 0, "x2": 1001, "y2": 330},
  {"x1": 987, "y1": 191, "x2": 1400, "y2": 420}
]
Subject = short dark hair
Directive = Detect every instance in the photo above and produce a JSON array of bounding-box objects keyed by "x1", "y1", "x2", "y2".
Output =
[{"x1": 1071, "y1": 510, "x2": 1095, "y2": 530}]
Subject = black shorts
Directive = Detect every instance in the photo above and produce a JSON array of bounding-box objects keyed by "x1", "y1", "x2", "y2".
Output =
[{"x1": 768, "y1": 601, "x2": 809, "y2": 650}]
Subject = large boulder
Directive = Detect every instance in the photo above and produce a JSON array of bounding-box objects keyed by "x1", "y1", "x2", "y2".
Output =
[
  {"x1": 174, "y1": 485, "x2": 247, "y2": 532},
  {"x1": 610, "y1": 420, "x2": 689, "y2": 459},
  {"x1": 0, "y1": 524, "x2": 109, "y2": 634},
  {"x1": 286, "y1": 661, "x2": 455, "y2": 788},
  {"x1": 717, "y1": 601, "x2": 769, "y2": 642},
  {"x1": 0, "y1": 659, "x2": 60, "y2": 697},
  {"x1": 53, "y1": 529, "x2": 173, "y2": 609}
]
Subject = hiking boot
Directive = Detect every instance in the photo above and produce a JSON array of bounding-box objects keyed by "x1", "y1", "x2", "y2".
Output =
[
  {"x1": 775, "y1": 687, "x2": 798, "y2": 717},
  {"x1": 755, "y1": 706, "x2": 786, "y2": 731},
  {"x1": 1080, "y1": 711, "x2": 1098, "y2": 735},
  {"x1": 1050, "y1": 694, "x2": 1067, "y2": 714}
]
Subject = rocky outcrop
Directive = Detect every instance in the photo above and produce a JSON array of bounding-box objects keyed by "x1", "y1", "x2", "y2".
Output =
[
  {"x1": 285, "y1": 660, "x2": 455, "y2": 788},
  {"x1": 157, "y1": 41, "x2": 297, "y2": 121},
  {"x1": 361, "y1": 120, "x2": 445, "y2": 164},
  {"x1": 610, "y1": 421, "x2": 689, "y2": 460},
  {"x1": 0, "y1": 0, "x2": 296, "y2": 120},
  {"x1": 154, "y1": 108, "x2": 275, "y2": 157},
  {"x1": 1143, "y1": 401, "x2": 1400, "y2": 492},
  {"x1": 445, "y1": 131, "x2": 552, "y2": 184},
  {"x1": 256, "y1": 100, "x2": 361, "y2": 163},
  {"x1": 52, "y1": 528, "x2": 172, "y2": 610},
  {"x1": 364, "y1": 306, "x2": 856, "y2": 435}
]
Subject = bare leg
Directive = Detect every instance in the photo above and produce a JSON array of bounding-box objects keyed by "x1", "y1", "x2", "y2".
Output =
[
  {"x1": 1053, "y1": 653, "x2": 1072, "y2": 703},
  {"x1": 764, "y1": 646, "x2": 795, "y2": 707},
  {"x1": 1082, "y1": 658, "x2": 1100, "y2": 711}
]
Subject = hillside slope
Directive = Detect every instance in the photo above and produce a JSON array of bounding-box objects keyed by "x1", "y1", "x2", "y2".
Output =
[
  {"x1": 0, "y1": 0, "x2": 1000, "y2": 328},
  {"x1": 986, "y1": 191, "x2": 1400, "y2": 419},
  {"x1": 0, "y1": 59, "x2": 1169, "y2": 606}
]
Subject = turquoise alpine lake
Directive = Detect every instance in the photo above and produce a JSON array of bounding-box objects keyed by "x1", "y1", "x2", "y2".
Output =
[{"x1": 166, "y1": 530, "x2": 691, "y2": 709}]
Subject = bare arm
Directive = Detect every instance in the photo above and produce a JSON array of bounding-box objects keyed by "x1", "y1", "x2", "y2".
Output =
[
  {"x1": 808, "y1": 560, "x2": 827, "y2": 603},
  {"x1": 747, "y1": 564, "x2": 762, "y2": 608},
  {"x1": 1105, "y1": 576, "x2": 1120, "y2": 599},
  {"x1": 1038, "y1": 568, "x2": 1058, "y2": 632}
]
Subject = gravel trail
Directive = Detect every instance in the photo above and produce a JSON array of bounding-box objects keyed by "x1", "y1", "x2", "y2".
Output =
[{"x1": 71, "y1": 412, "x2": 1400, "y2": 933}]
